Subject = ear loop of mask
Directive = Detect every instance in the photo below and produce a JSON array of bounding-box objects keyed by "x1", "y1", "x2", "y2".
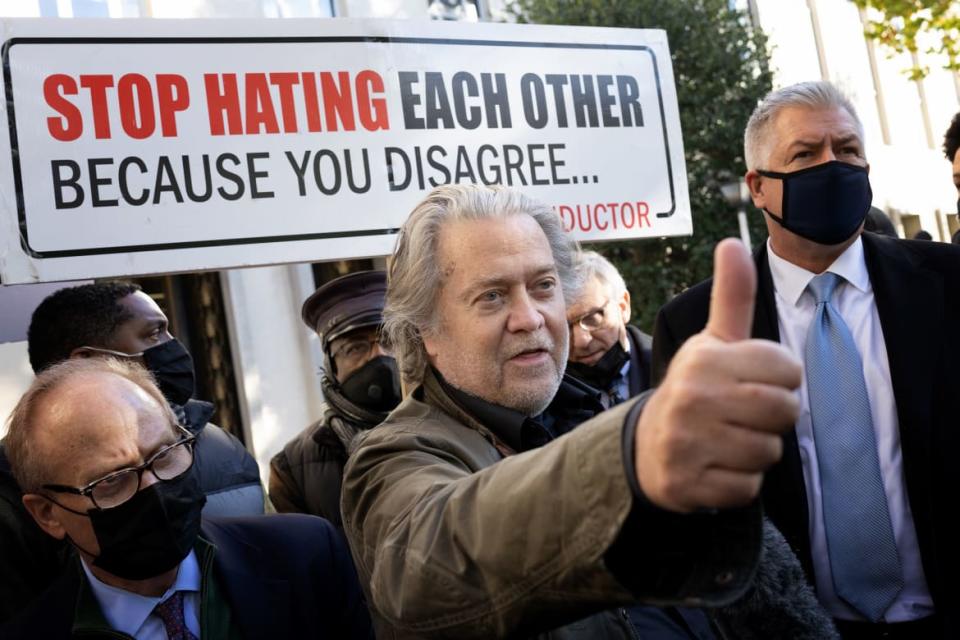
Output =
[
  {"x1": 79, "y1": 346, "x2": 144, "y2": 358},
  {"x1": 40, "y1": 494, "x2": 101, "y2": 558}
]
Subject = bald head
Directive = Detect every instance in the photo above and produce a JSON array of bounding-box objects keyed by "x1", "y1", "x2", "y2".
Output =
[{"x1": 5, "y1": 358, "x2": 179, "y2": 494}]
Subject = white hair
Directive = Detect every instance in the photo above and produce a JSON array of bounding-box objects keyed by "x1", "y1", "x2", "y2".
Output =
[
  {"x1": 744, "y1": 81, "x2": 865, "y2": 170},
  {"x1": 384, "y1": 184, "x2": 581, "y2": 386},
  {"x1": 573, "y1": 251, "x2": 627, "y2": 303}
]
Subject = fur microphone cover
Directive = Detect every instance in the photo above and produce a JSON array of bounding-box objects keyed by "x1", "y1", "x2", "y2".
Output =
[{"x1": 713, "y1": 519, "x2": 839, "y2": 639}]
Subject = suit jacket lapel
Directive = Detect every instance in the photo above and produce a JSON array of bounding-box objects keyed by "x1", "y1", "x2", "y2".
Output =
[
  {"x1": 755, "y1": 245, "x2": 813, "y2": 578},
  {"x1": 626, "y1": 325, "x2": 652, "y2": 396},
  {"x1": 752, "y1": 246, "x2": 780, "y2": 343},
  {"x1": 205, "y1": 522, "x2": 295, "y2": 639},
  {"x1": 861, "y1": 233, "x2": 939, "y2": 564}
]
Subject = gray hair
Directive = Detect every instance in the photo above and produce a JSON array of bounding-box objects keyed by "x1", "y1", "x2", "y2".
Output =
[
  {"x1": 384, "y1": 184, "x2": 581, "y2": 386},
  {"x1": 572, "y1": 251, "x2": 627, "y2": 304},
  {"x1": 4, "y1": 357, "x2": 177, "y2": 493},
  {"x1": 744, "y1": 81, "x2": 865, "y2": 171}
]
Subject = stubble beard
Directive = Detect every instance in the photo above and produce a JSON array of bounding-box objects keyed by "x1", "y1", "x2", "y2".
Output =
[
  {"x1": 501, "y1": 347, "x2": 567, "y2": 416},
  {"x1": 443, "y1": 330, "x2": 568, "y2": 417}
]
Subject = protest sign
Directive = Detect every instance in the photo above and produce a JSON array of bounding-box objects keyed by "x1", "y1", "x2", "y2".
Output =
[{"x1": 0, "y1": 17, "x2": 690, "y2": 283}]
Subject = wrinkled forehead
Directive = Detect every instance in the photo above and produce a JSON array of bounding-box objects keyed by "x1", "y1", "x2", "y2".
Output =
[
  {"x1": 437, "y1": 214, "x2": 555, "y2": 277},
  {"x1": 32, "y1": 374, "x2": 176, "y2": 483},
  {"x1": 567, "y1": 276, "x2": 608, "y2": 315},
  {"x1": 769, "y1": 105, "x2": 863, "y2": 147}
]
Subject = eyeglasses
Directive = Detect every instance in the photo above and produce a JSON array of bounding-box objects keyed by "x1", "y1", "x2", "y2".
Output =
[
  {"x1": 570, "y1": 299, "x2": 612, "y2": 332},
  {"x1": 43, "y1": 427, "x2": 196, "y2": 510},
  {"x1": 331, "y1": 337, "x2": 386, "y2": 365}
]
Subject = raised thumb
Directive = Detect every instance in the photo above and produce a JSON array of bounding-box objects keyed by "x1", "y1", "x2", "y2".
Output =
[{"x1": 705, "y1": 238, "x2": 757, "y2": 342}]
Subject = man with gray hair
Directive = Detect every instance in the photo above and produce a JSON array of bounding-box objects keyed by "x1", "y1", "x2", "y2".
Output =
[
  {"x1": 0, "y1": 357, "x2": 373, "y2": 638},
  {"x1": 566, "y1": 250, "x2": 652, "y2": 408},
  {"x1": 653, "y1": 80, "x2": 960, "y2": 638},
  {"x1": 340, "y1": 183, "x2": 811, "y2": 638}
]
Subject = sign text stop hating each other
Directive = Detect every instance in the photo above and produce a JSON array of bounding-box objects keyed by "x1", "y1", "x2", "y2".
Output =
[
  {"x1": 42, "y1": 68, "x2": 652, "y2": 233},
  {"x1": 0, "y1": 21, "x2": 691, "y2": 283}
]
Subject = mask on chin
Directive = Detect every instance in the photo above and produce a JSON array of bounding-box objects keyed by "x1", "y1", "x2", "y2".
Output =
[
  {"x1": 758, "y1": 160, "x2": 872, "y2": 246},
  {"x1": 566, "y1": 341, "x2": 630, "y2": 391},
  {"x1": 339, "y1": 355, "x2": 402, "y2": 413}
]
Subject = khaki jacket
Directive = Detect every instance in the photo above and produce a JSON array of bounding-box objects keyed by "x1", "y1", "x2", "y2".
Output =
[{"x1": 341, "y1": 371, "x2": 761, "y2": 639}]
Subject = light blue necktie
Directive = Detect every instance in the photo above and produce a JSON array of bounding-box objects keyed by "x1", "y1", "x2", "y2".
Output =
[{"x1": 805, "y1": 272, "x2": 903, "y2": 622}]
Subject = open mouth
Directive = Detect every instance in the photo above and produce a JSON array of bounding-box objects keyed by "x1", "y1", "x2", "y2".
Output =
[{"x1": 509, "y1": 347, "x2": 550, "y2": 364}]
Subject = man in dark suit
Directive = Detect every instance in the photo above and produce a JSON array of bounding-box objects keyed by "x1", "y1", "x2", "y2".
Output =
[
  {"x1": 653, "y1": 80, "x2": 960, "y2": 639},
  {"x1": 0, "y1": 282, "x2": 264, "y2": 625},
  {"x1": 944, "y1": 110, "x2": 960, "y2": 197},
  {"x1": 0, "y1": 357, "x2": 372, "y2": 639},
  {"x1": 566, "y1": 250, "x2": 653, "y2": 407}
]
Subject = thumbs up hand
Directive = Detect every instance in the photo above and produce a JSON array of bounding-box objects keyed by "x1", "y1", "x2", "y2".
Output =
[{"x1": 634, "y1": 239, "x2": 802, "y2": 513}]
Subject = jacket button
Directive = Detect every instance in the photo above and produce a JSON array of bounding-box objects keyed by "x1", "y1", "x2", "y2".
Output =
[{"x1": 714, "y1": 571, "x2": 735, "y2": 586}]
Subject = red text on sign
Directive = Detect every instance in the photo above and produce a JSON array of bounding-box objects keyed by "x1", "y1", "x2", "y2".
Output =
[
  {"x1": 204, "y1": 70, "x2": 389, "y2": 135},
  {"x1": 555, "y1": 201, "x2": 652, "y2": 233},
  {"x1": 43, "y1": 73, "x2": 189, "y2": 141}
]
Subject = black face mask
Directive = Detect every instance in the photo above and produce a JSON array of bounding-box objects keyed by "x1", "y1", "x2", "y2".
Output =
[
  {"x1": 566, "y1": 341, "x2": 630, "y2": 391},
  {"x1": 67, "y1": 470, "x2": 206, "y2": 581},
  {"x1": 339, "y1": 356, "x2": 402, "y2": 413},
  {"x1": 81, "y1": 339, "x2": 196, "y2": 406},
  {"x1": 758, "y1": 160, "x2": 872, "y2": 245},
  {"x1": 141, "y1": 339, "x2": 195, "y2": 406}
]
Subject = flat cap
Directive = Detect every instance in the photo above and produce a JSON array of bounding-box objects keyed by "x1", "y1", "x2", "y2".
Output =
[{"x1": 301, "y1": 270, "x2": 387, "y2": 350}]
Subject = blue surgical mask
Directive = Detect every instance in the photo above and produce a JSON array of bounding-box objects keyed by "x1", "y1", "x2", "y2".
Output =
[{"x1": 758, "y1": 160, "x2": 872, "y2": 245}]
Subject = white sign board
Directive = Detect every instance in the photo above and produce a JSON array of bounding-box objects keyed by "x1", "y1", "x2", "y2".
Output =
[{"x1": 0, "y1": 18, "x2": 691, "y2": 284}]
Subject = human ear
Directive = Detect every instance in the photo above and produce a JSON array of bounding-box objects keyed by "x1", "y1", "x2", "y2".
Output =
[
  {"x1": 618, "y1": 290, "x2": 631, "y2": 324},
  {"x1": 22, "y1": 494, "x2": 67, "y2": 540},
  {"x1": 68, "y1": 347, "x2": 93, "y2": 360},
  {"x1": 745, "y1": 170, "x2": 767, "y2": 210}
]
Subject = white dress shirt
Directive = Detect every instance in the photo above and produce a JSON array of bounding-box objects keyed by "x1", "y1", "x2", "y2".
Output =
[
  {"x1": 766, "y1": 237, "x2": 934, "y2": 622},
  {"x1": 81, "y1": 550, "x2": 202, "y2": 639},
  {"x1": 607, "y1": 339, "x2": 632, "y2": 408}
]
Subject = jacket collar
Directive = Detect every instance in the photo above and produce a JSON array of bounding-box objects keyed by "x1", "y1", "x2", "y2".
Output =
[
  {"x1": 422, "y1": 367, "x2": 603, "y2": 456},
  {"x1": 861, "y1": 232, "x2": 940, "y2": 558},
  {"x1": 72, "y1": 536, "x2": 218, "y2": 638},
  {"x1": 766, "y1": 236, "x2": 870, "y2": 307},
  {"x1": 175, "y1": 399, "x2": 215, "y2": 435}
]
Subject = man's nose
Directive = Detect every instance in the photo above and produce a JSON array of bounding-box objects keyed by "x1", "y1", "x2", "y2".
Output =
[
  {"x1": 140, "y1": 468, "x2": 162, "y2": 490},
  {"x1": 570, "y1": 324, "x2": 592, "y2": 351},
  {"x1": 507, "y1": 293, "x2": 544, "y2": 333}
]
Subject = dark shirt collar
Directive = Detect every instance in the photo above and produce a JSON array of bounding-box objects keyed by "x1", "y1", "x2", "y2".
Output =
[{"x1": 431, "y1": 368, "x2": 603, "y2": 453}]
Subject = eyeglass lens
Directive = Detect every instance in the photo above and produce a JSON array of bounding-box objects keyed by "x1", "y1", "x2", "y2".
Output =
[{"x1": 91, "y1": 441, "x2": 193, "y2": 509}]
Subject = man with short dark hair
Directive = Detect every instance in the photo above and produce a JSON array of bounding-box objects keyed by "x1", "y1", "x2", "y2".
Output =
[
  {"x1": 269, "y1": 270, "x2": 402, "y2": 527},
  {"x1": 566, "y1": 251, "x2": 652, "y2": 407},
  {"x1": 654, "y1": 81, "x2": 960, "y2": 638},
  {"x1": 943, "y1": 111, "x2": 960, "y2": 195},
  {"x1": 23, "y1": 282, "x2": 263, "y2": 514},
  {"x1": 0, "y1": 282, "x2": 263, "y2": 623},
  {"x1": 943, "y1": 111, "x2": 960, "y2": 233},
  {"x1": 0, "y1": 358, "x2": 372, "y2": 639}
]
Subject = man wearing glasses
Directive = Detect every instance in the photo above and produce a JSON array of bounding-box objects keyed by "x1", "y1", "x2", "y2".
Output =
[
  {"x1": 270, "y1": 270, "x2": 402, "y2": 528},
  {"x1": 0, "y1": 282, "x2": 264, "y2": 625},
  {"x1": 0, "y1": 357, "x2": 373, "y2": 639},
  {"x1": 566, "y1": 251, "x2": 652, "y2": 408}
]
